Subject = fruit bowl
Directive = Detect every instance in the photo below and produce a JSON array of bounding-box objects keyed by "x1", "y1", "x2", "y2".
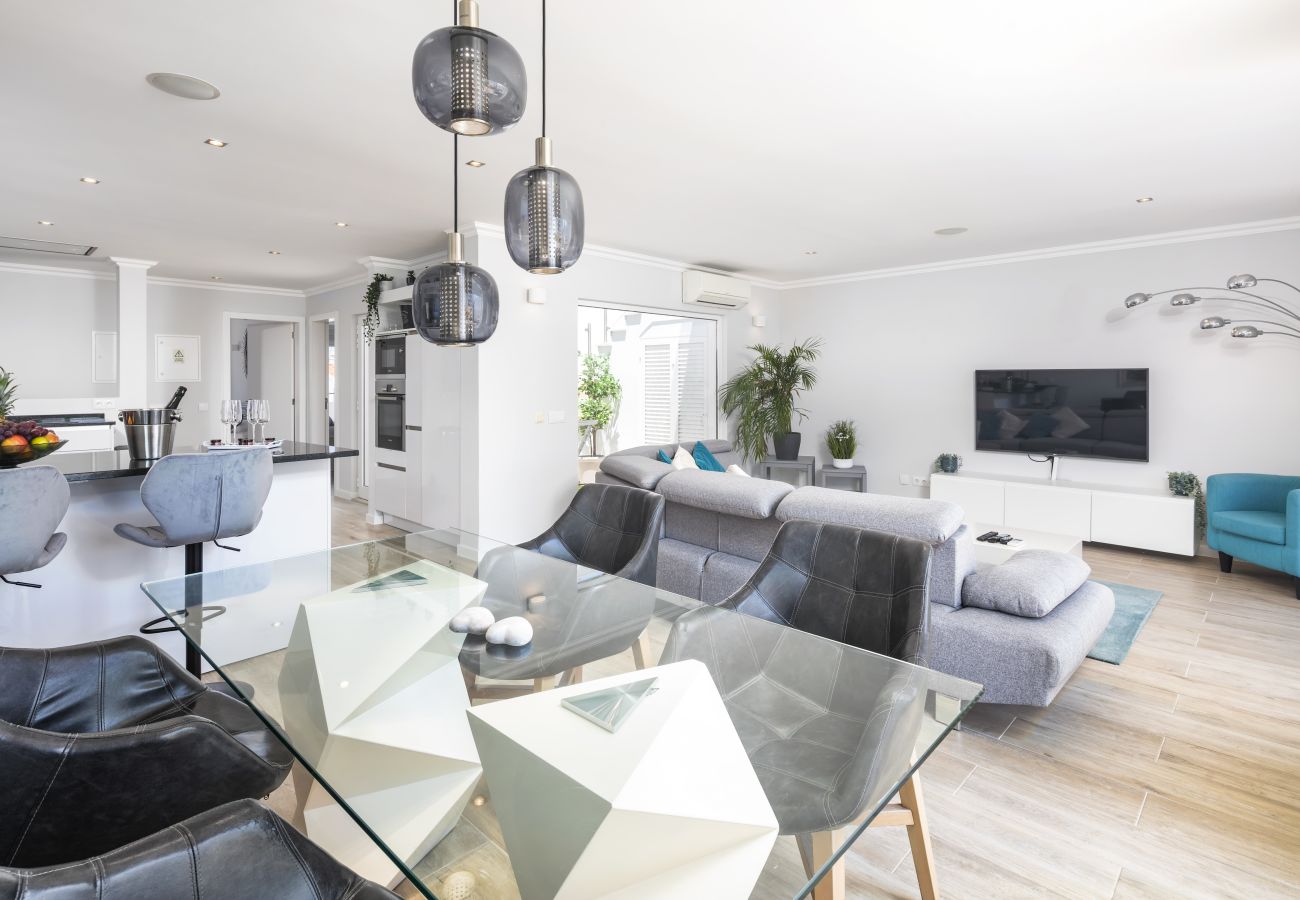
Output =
[{"x1": 0, "y1": 439, "x2": 68, "y2": 468}]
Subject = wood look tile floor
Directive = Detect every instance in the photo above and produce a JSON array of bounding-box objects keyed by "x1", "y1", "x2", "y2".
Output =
[{"x1": 314, "y1": 500, "x2": 1300, "y2": 899}]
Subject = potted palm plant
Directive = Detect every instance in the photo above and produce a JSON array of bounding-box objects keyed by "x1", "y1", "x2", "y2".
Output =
[
  {"x1": 719, "y1": 338, "x2": 821, "y2": 463},
  {"x1": 825, "y1": 419, "x2": 858, "y2": 468}
]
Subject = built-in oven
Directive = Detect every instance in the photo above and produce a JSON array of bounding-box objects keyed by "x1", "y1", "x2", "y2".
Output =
[
  {"x1": 375, "y1": 335, "x2": 406, "y2": 376},
  {"x1": 375, "y1": 376, "x2": 406, "y2": 451}
]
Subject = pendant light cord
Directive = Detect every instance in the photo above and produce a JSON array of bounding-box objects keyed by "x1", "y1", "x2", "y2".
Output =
[
  {"x1": 453, "y1": 134, "x2": 459, "y2": 233},
  {"x1": 541, "y1": 0, "x2": 547, "y2": 137}
]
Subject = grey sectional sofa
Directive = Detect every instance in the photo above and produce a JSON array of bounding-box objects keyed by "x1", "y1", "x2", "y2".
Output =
[{"x1": 598, "y1": 440, "x2": 1114, "y2": 706}]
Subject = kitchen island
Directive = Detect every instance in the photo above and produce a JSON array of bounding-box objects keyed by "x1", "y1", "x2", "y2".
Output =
[{"x1": 3, "y1": 442, "x2": 358, "y2": 658}]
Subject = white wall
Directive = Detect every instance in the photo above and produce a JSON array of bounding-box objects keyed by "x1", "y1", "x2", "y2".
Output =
[
  {"x1": 467, "y1": 226, "x2": 781, "y2": 542},
  {"x1": 0, "y1": 266, "x2": 118, "y2": 400},
  {"x1": 772, "y1": 229, "x2": 1300, "y2": 499}
]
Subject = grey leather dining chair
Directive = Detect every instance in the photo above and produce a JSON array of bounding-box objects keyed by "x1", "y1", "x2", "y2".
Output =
[
  {"x1": 0, "y1": 799, "x2": 398, "y2": 899},
  {"x1": 662, "y1": 520, "x2": 938, "y2": 900},
  {"x1": 114, "y1": 449, "x2": 274, "y2": 675},
  {"x1": 0, "y1": 466, "x2": 70, "y2": 589}
]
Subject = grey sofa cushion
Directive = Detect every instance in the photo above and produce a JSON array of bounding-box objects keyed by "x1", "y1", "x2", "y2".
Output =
[
  {"x1": 657, "y1": 469, "x2": 793, "y2": 518},
  {"x1": 598, "y1": 454, "x2": 673, "y2": 491},
  {"x1": 962, "y1": 550, "x2": 1092, "y2": 617},
  {"x1": 701, "y1": 552, "x2": 759, "y2": 605},
  {"x1": 657, "y1": 538, "x2": 711, "y2": 600},
  {"x1": 929, "y1": 580, "x2": 1115, "y2": 705},
  {"x1": 928, "y1": 524, "x2": 976, "y2": 610},
  {"x1": 776, "y1": 487, "x2": 963, "y2": 544}
]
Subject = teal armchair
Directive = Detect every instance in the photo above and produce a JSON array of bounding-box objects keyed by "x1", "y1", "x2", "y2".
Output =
[{"x1": 1206, "y1": 473, "x2": 1300, "y2": 600}]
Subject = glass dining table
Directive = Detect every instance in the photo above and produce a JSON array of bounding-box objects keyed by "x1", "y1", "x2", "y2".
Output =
[{"x1": 141, "y1": 528, "x2": 982, "y2": 900}]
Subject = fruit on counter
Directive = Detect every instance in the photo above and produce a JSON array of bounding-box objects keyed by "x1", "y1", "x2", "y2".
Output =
[
  {"x1": 30, "y1": 434, "x2": 52, "y2": 446},
  {"x1": 1, "y1": 434, "x2": 29, "y2": 450}
]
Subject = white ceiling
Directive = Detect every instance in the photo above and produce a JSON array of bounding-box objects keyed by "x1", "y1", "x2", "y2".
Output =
[{"x1": 2, "y1": 0, "x2": 1299, "y2": 290}]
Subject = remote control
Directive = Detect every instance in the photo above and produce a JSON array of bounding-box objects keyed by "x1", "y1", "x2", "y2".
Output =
[
  {"x1": 977, "y1": 531, "x2": 999, "y2": 542},
  {"x1": 997, "y1": 535, "x2": 1013, "y2": 544}
]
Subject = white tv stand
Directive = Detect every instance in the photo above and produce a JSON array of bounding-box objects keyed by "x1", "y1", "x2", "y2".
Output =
[{"x1": 930, "y1": 471, "x2": 1195, "y2": 556}]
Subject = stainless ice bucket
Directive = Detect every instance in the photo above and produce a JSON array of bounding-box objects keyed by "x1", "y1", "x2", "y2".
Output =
[{"x1": 118, "y1": 408, "x2": 182, "y2": 460}]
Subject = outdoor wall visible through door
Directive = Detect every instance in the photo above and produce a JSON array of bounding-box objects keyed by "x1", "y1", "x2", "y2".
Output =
[{"x1": 578, "y1": 304, "x2": 719, "y2": 454}]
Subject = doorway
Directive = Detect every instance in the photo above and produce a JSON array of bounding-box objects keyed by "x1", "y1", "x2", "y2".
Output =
[{"x1": 225, "y1": 314, "x2": 301, "y2": 443}]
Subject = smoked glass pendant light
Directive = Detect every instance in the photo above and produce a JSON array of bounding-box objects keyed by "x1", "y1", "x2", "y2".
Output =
[
  {"x1": 504, "y1": 0, "x2": 584, "y2": 273},
  {"x1": 412, "y1": 0, "x2": 527, "y2": 136},
  {"x1": 414, "y1": 137, "x2": 500, "y2": 346}
]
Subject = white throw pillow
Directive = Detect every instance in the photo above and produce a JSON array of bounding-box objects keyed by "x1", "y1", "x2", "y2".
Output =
[
  {"x1": 671, "y1": 446, "x2": 699, "y2": 470},
  {"x1": 997, "y1": 410, "x2": 1026, "y2": 440},
  {"x1": 726, "y1": 464, "x2": 751, "y2": 478},
  {"x1": 1051, "y1": 406, "x2": 1091, "y2": 439}
]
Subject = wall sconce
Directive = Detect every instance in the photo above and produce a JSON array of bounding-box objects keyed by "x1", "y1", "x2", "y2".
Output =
[
  {"x1": 526, "y1": 286, "x2": 546, "y2": 305},
  {"x1": 751, "y1": 314, "x2": 767, "y2": 328}
]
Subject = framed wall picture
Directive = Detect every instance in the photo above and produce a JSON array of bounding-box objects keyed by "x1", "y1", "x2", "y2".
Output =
[{"x1": 156, "y1": 334, "x2": 201, "y2": 382}]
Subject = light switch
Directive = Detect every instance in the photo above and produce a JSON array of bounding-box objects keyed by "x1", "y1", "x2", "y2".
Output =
[
  {"x1": 899, "y1": 473, "x2": 911, "y2": 486},
  {"x1": 547, "y1": 410, "x2": 566, "y2": 424}
]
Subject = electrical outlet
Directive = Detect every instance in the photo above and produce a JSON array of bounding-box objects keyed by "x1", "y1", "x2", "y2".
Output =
[
  {"x1": 534, "y1": 412, "x2": 545, "y2": 424},
  {"x1": 899, "y1": 473, "x2": 911, "y2": 486},
  {"x1": 911, "y1": 475, "x2": 925, "y2": 487},
  {"x1": 547, "y1": 410, "x2": 566, "y2": 424}
]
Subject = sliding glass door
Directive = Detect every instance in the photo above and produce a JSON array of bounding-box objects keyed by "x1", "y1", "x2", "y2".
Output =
[{"x1": 579, "y1": 304, "x2": 719, "y2": 454}]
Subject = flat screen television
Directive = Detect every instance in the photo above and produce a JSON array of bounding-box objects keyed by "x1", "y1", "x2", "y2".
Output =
[{"x1": 974, "y1": 368, "x2": 1149, "y2": 462}]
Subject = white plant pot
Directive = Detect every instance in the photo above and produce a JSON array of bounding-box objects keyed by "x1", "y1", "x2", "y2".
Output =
[{"x1": 831, "y1": 458, "x2": 854, "y2": 469}]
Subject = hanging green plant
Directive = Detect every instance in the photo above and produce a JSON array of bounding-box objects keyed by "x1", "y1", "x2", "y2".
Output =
[
  {"x1": 1167, "y1": 471, "x2": 1207, "y2": 535},
  {"x1": 362, "y1": 274, "x2": 394, "y2": 343}
]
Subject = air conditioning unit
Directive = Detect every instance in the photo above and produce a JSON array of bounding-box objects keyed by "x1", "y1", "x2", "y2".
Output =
[{"x1": 682, "y1": 271, "x2": 750, "y2": 310}]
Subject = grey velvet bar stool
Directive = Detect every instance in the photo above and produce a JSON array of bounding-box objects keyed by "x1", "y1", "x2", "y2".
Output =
[
  {"x1": 114, "y1": 449, "x2": 273, "y2": 676},
  {"x1": 0, "y1": 465, "x2": 70, "y2": 589}
]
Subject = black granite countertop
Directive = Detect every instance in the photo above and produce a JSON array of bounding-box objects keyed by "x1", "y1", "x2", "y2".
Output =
[{"x1": 41, "y1": 442, "x2": 358, "y2": 483}]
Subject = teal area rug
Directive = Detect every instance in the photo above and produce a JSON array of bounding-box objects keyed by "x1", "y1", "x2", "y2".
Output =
[{"x1": 1088, "y1": 581, "x2": 1163, "y2": 665}]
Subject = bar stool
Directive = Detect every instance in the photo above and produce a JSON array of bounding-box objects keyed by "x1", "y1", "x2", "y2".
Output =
[
  {"x1": 0, "y1": 466, "x2": 70, "y2": 589},
  {"x1": 114, "y1": 450, "x2": 273, "y2": 676}
]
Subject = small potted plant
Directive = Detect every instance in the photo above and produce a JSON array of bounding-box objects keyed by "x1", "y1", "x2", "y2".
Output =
[
  {"x1": 361, "y1": 273, "x2": 394, "y2": 343},
  {"x1": 825, "y1": 420, "x2": 858, "y2": 469},
  {"x1": 1168, "y1": 471, "x2": 1207, "y2": 535},
  {"x1": 935, "y1": 452, "x2": 963, "y2": 473}
]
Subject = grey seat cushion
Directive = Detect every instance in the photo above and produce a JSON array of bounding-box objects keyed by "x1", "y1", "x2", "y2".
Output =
[
  {"x1": 962, "y1": 550, "x2": 1091, "y2": 617},
  {"x1": 657, "y1": 469, "x2": 792, "y2": 518},
  {"x1": 929, "y1": 581, "x2": 1115, "y2": 705},
  {"x1": 0, "y1": 466, "x2": 70, "y2": 576},
  {"x1": 777, "y1": 487, "x2": 963, "y2": 544}
]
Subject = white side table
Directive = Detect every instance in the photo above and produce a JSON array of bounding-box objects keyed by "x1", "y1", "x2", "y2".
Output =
[
  {"x1": 468, "y1": 660, "x2": 779, "y2": 900},
  {"x1": 970, "y1": 521, "x2": 1084, "y2": 566}
]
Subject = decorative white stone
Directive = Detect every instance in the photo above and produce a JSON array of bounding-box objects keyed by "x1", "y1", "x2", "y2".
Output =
[
  {"x1": 450, "y1": 606, "x2": 496, "y2": 635},
  {"x1": 278, "y1": 560, "x2": 488, "y2": 887},
  {"x1": 468, "y1": 661, "x2": 778, "y2": 900},
  {"x1": 485, "y1": 615, "x2": 534, "y2": 647}
]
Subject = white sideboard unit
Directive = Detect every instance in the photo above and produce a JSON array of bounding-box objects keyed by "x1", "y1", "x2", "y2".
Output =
[{"x1": 931, "y1": 471, "x2": 1195, "y2": 556}]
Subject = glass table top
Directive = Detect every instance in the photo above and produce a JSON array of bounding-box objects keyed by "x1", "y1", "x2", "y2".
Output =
[{"x1": 141, "y1": 529, "x2": 982, "y2": 899}]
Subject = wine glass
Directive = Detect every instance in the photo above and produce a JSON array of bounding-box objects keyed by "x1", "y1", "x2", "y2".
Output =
[
  {"x1": 219, "y1": 400, "x2": 239, "y2": 445},
  {"x1": 255, "y1": 400, "x2": 270, "y2": 443}
]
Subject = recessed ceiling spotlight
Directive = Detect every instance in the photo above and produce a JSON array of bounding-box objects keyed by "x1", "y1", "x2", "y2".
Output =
[
  {"x1": 267, "y1": 250, "x2": 281, "y2": 255},
  {"x1": 36, "y1": 220, "x2": 53, "y2": 226},
  {"x1": 210, "y1": 275, "x2": 223, "y2": 281},
  {"x1": 145, "y1": 72, "x2": 221, "y2": 101},
  {"x1": 934, "y1": 226, "x2": 968, "y2": 236},
  {"x1": 803, "y1": 249, "x2": 818, "y2": 255},
  {"x1": 204, "y1": 138, "x2": 228, "y2": 148},
  {"x1": 79, "y1": 176, "x2": 100, "y2": 184},
  {"x1": 334, "y1": 221, "x2": 349, "y2": 228},
  {"x1": 466, "y1": 159, "x2": 486, "y2": 168},
  {"x1": 1136, "y1": 196, "x2": 1154, "y2": 203}
]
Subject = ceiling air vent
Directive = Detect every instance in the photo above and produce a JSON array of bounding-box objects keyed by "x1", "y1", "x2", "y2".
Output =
[{"x1": 0, "y1": 236, "x2": 98, "y2": 256}]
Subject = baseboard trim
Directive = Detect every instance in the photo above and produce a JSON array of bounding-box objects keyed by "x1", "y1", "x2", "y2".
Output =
[{"x1": 333, "y1": 488, "x2": 358, "y2": 501}]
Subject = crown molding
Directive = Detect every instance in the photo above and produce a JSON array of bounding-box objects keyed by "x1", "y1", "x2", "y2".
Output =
[
  {"x1": 769, "y1": 216, "x2": 1300, "y2": 291},
  {"x1": 0, "y1": 259, "x2": 112, "y2": 281},
  {"x1": 107, "y1": 256, "x2": 159, "y2": 269},
  {"x1": 148, "y1": 275, "x2": 305, "y2": 297}
]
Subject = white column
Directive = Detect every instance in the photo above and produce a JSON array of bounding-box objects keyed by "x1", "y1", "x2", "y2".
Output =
[{"x1": 109, "y1": 257, "x2": 157, "y2": 408}]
